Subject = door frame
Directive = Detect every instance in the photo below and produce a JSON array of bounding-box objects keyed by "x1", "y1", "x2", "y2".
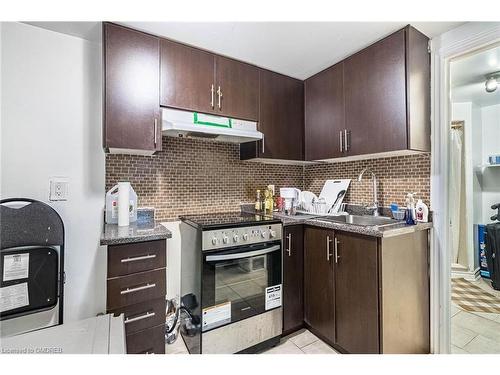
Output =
[{"x1": 430, "y1": 22, "x2": 500, "y2": 354}]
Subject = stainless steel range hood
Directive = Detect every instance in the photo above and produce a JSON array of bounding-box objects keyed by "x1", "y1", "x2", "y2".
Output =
[{"x1": 161, "y1": 108, "x2": 262, "y2": 144}]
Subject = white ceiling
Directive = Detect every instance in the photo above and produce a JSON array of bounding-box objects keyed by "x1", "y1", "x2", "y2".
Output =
[
  {"x1": 25, "y1": 21, "x2": 463, "y2": 79},
  {"x1": 451, "y1": 44, "x2": 500, "y2": 107}
]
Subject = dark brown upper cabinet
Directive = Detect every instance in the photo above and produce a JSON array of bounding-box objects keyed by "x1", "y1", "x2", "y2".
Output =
[
  {"x1": 215, "y1": 56, "x2": 259, "y2": 121},
  {"x1": 304, "y1": 62, "x2": 344, "y2": 161},
  {"x1": 160, "y1": 39, "x2": 216, "y2": 115},
  {"x1": 304, "y1": 226, "x2": 336, "y2": 344},
  {"x1": 305, "y1": 25, "x2": 430, "y2": 161},
  {"x1": 103, "y1": 23, "x2": 161, "y2": 154},
  {"x1": 240, "y1": 69, "x2": 304, "y2": 161},
  {"x1": 283, "y1": 225, "x2": 304, "y2": 334}
]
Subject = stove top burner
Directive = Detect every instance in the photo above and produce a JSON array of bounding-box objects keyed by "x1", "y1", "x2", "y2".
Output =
[{"x1": 179, "y1": 211, "x2": 280, "y2": 230}]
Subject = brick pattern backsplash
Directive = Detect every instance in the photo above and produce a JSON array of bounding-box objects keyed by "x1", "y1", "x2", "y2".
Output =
[
  {"x1": 304, "y1": 153, "x2": 431, "y2": 208},
  {"x1": 106, "y1": 137, "x2": 303, "y2": 221},
  {"x1": 106, "y1": 137, "x2": 431, "y2": 221}
]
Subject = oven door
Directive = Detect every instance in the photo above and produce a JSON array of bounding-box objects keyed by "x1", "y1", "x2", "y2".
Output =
[{"x1": 201, "y1": 241, "x2": 282, "y2": 332}]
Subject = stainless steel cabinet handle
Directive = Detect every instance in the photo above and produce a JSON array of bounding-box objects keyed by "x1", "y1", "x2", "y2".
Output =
[
  {"x1": 154, "y1": 118, "x2": 158, "y2": 147},
  {"x1": 262, "y1": 133, "x2": 265, "y2": 154},
  {"x1": 124, "y1": 311, "x2": 155, "y2": 324},
  {"x1": 339, "y1": 131, "x2": 344, "y2": 153},
  {"x1": 286, "y1": 234, "x2": 292, "y2": 257},
  {"x1": 326, "y1": 236, "x2": 331, "y2": 261},
  {"x1": 120, "y1": 254, "x2": 157, "y2": 263},
  {"x1": 210, "y1": 84, "x2": 214, "y2": 109},
  {"x1": 334, "y1": 238, "x2": 340, "y2": 264},
  {"x1": 217, "y1": 86, "x2": 222, "y2": 109},
  {"x1": 120, "y1": 283, "x2": 156, "y2": 295},
  {"x1": 344, "y1": 129, "x2": 350, "y2": 151}
]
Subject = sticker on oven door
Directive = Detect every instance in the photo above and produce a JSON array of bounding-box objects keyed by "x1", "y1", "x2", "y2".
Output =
[
  {"x1": 0, "y1": 282, "x2": 29, "y2": 313},
  {"x1": 3, "y1": 253, "x2": 29, "y2": 281},
  {"x1": 265, "y1": 284, "x2": 282, "y2": 310},
  {"x1": 202, "y1": 301, "x2": 231, "y2": 331}
]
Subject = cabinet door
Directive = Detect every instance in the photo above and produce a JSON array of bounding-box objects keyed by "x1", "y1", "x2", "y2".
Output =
[
  {"x1": 304, "y1": 227, "x2": 335, "y2": 343},
  {"x1": 104, "y1": 23, "x2": 161, "y2": 152},
  {"x1": 160, "y1": 39, "x2": 216, "y2": 114},
  {"x1": 215, "y1": 56, "x2": 259, "y2": 121},
  {"x1": 335, "y1": 231, "x2": 379, "y2": 353},
  {"x1": 304, "y1": 62, "x2": 344, "y2": 161},
  {"x1": 283, "y1": 225, "x2": 304, "y2": 333},
  {"x1": 344, "y1": 29, "x2": 407, "y2": 156},
  {"x1": 259, "y1": 70, "x2": 304, "y2": 160}
]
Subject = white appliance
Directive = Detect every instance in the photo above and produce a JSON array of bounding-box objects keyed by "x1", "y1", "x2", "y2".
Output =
[
  {"x1": 161, "y1": 108, "x2": 263, "y2": 143},
  {"x1": 280, "y1": 187, "x2": 302, "y2": 215}
]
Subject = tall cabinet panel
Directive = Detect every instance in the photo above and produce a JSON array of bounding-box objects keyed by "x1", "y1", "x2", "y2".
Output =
[
  {"x1": 304, "y1": 63, "x2": 344, "y2": 161},
  {"x1": 160, "y1": 40, "x2": 216, "y2": 114},
  {"x1": 283, "y1": 225, "x2": 304, "y2": 334},
  {"x1": 343, "y1": 29, "x2": 407, "y2": 155},
  {"x1": 304, "y1": 227, "x2": 335, "y2": 344},
  {"x1": 103, "y1": 23, "x2": 161, "y2": 153}
]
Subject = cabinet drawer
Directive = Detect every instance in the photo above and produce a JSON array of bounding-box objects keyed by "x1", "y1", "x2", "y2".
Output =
[
  {"x1": 111, "y1": 298, "x2": 166, "y2": 335},
  {"x1": 107, "y1": 269, "x2": 166, "y2": 310},
  {"x1": 108, "y1": 240, "x2": 166, "y2": 278},
  {"x1": 126, "y1": 324, "x2": 165, "y2": 354}
]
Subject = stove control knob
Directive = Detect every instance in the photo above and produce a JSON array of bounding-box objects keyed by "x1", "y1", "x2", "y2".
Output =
[
  {"x1": 269, "y1": 230, "x2": 276, "y2": 238},
  {"x1": 233, "y1": 234, "x2": 239, "y2": 243},
  {"x1": 222, "y1": 236, "x2": 229, "y2": 244},
  {"x1": 212, "y1": 237, "x2": 218, "y2": 246},
  {"x1": 261, "y1": 231, "x2": 267, "y2": 238},
  {"x1": 242, "y1": 233, "x2": 249, "y2": 241}
]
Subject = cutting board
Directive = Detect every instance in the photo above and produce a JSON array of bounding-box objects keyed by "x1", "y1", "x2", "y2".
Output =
[{"x1": 319, "y1": 179, "x2": 351, "y2": 213}]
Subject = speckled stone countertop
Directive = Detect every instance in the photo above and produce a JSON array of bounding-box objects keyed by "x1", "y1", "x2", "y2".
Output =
[
  {"x1": 240, "y1": 204, "x2": 433, "y2": 238},
  {"x1": 100, "y1": 208, "x2": 172, "y2": 246}
]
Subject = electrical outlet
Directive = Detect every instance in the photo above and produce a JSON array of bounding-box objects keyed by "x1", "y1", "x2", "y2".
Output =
[{"x1": 49, "y1": 177, "x2": 69, "y2": 201}]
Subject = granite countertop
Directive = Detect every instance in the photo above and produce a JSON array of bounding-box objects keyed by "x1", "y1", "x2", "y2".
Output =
[
  {"x1": 240, "y1": 204, "x2": 433, "y2": 238},
  {"x1": 100, "y1": 208, "x2": 172, "y2": 246}
]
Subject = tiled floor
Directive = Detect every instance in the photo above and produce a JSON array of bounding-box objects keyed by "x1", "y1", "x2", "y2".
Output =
[
  {"x1": 165, "y1": 329, "x2": 338, "y2": 354},
  {"x1": 451, "y1": 278, "x2": 500, "y2": 354}
]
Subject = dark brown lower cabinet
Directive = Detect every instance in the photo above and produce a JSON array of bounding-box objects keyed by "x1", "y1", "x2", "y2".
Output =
[
  {"x1": 283, "y1": 225, "x2": 304, "y2": 334},
  {"x1": 334, "y1": 232, "x2": 379, "y2": 354},
  {"x1": 304, "y1": 227, "x2": 335, "y2": 344}
]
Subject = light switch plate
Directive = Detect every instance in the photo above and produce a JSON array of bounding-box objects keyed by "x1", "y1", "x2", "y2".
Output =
[{"x1": 49, "y1": 177, "x2": 69, "y2": 201}]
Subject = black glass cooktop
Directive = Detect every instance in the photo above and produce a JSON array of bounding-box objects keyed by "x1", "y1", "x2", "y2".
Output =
[{"x1": 179, "y1": 211, "x2": 280, "y2": 230}]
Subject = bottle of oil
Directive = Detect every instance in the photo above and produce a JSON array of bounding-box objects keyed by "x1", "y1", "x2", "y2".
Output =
[
  {"x1": 255, "y1": 190, "x2": 262, "y2": 212},
  {"x1": 264, "y1": 188, "x2": 274, "y2": 214}
]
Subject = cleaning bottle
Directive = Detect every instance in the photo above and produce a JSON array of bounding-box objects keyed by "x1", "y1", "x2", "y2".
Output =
[
  {"x1": 415, "y1": 199, "x2": 429, "y2": 223},
  {"x1": 405, "y1": 192, "x2": 417, "y2": 225}
]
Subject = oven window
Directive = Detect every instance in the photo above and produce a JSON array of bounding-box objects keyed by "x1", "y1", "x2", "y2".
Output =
[{"x1": 202, "y1": 244, "x2": 281, "y2": 330}]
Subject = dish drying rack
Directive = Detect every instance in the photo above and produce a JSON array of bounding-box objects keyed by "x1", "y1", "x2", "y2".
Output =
[{"x1": 296, "y1": 179, "x2": 351, "y2": 216}]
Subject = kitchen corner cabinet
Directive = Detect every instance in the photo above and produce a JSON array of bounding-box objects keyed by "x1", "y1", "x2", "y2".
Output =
[
  {"x1": 305, "y1": 25, "x2": 430, "y2": 161},
  {"x1": 240, "y1": 70, "x2": 304, "y2": 161},
  {"x1": 303, "y1": 226, "x2": 430, "y2": 354},
  {"x1": 282, "y1": 225, "x2": 304, "y2": 334},
  {"x1": 304, "y1": 227, "x2": 336, "y2": 344},
  {"x1": 103, "y1": 23, "x2": 161, "y2": 154},
  {"x1": 160, "y1": 41, "x2": 259, "y2": 121}
]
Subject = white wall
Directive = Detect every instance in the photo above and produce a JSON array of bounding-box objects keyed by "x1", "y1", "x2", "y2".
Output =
[
  {"x1": 1, "y1": 22, "x2": 106, "y2": 322},
  {"x1": 481, "y1": 103, "x2": 500, "y2": 223}
]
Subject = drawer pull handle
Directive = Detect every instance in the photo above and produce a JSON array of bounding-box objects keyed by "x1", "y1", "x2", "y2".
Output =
[
  {"x1": 124, "y1": 311, "x2": 155, "y2": 324},
  {"x1": 120, "y1": 254, "x2": 157, "y2": 263},
  {"x1": 120, "y1": 283, "x2": 156, "y2": 295}
]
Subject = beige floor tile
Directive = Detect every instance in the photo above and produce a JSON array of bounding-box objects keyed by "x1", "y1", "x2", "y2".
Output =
[
  {"x1": 451, "y1": 345, "x2": 469, "y2": 354},
  {"x1": 451, "y1": 303, "x2": 461, "y2": 317},
  {"x1": 166, "y1": 337, "x2": 189, "y2": 354},
  {"x1": 463, "y1": 335, "x2": 500, "y2": 354},
  {"x1": 287, "y1": 329, "x2": 319, "y2": 348},
  {"x1": 263, "y1": 340, "x2": 304, "y2": 354},
  {"x1": 452, "y1": 310, "x2": 500, "y2": 342},
  {"x1": 469, "y1": 310, "x2": 500, "y2": 323},
  {"x1": 451, "y1": 324, "x2": 477, "y2": 348},
  {"x1": 301, "y1": 340, "x2": 338, "y2": 354}
]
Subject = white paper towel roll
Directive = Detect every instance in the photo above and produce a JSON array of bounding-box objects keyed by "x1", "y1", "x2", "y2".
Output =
[{"x1": 118, "y1": 182, "x2": 130, "y2": 227}]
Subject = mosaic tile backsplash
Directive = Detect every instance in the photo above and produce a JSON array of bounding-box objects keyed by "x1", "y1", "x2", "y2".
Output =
[{"x1": 106, "y1": 137, "x2": 430, "y2": 221}]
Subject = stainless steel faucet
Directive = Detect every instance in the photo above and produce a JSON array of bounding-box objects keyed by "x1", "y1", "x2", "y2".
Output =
[{"x1": 358, "y1": 168, "x2": 379, "y2": 216}]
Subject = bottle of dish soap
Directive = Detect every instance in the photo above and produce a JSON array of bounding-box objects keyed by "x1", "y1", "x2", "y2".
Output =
[
  {"x1": 405, "y1": 192, "x2": 417, "y2": 225},
  {"x1": 415, "y1": 199, "x2": 429, "y2": 223}
]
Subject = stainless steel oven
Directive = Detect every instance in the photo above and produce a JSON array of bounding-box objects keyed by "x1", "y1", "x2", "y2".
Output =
[{"x1": 179, "y1": 215, "x2": 283, "y2": 354}]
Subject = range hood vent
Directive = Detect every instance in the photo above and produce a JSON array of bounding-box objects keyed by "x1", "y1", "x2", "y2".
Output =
[{"x1": 161, "y1": 108, "x2": 262, "y2": 144}]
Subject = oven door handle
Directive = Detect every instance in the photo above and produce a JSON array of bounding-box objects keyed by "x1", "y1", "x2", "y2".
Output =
[{"x1": 205, "y1": 245, "x2": 280, "y2": 262}]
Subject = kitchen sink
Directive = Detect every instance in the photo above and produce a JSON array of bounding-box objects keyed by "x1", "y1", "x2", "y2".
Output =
[{"x1": 319, "y1": 214, "x2": 399, "y2": 227}]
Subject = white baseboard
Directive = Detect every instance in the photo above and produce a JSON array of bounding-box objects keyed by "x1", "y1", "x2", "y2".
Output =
[{"x1": 451, "y1": 267, "x2": 480, "y2": 281}]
